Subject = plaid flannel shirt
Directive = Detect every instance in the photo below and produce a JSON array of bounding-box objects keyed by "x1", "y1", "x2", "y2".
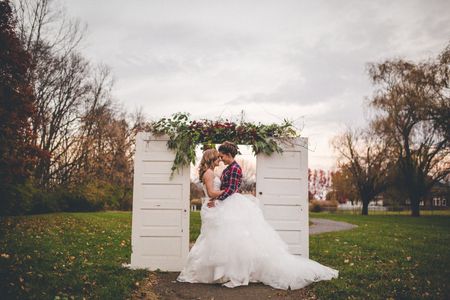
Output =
[{"x1": 217, "y1": 161, "x2": 242, "y2": 200}]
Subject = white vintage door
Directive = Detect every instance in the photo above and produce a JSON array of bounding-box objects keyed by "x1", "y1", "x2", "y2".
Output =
[
  {"x1": 130, "y1": 133, "x2": 190, "y2": 271},
  {"x1": 256, "y1": 137, "x2": 309, "y2": 257}
]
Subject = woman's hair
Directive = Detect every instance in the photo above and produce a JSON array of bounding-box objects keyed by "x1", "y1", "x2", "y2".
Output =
[
  {"x1": 218, "y1": 141, "x2": 239, "y2": 158},
  {"x1": 198, "y1": 148, "x2": 219, "y2": 183}
]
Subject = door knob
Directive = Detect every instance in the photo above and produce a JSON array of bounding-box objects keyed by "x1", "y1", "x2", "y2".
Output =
[{"x1": 259, "y1": 192, "x2": 263, "y2": 195}]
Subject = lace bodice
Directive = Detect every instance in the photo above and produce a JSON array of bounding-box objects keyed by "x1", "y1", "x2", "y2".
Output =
[{"x1": 202, "y1": 176, "x2": 221, "y2": 201}]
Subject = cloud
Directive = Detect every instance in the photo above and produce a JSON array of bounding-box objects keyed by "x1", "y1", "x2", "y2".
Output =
[{"x1": 63, "y1": 0, "x2": 450, "y2": 169}]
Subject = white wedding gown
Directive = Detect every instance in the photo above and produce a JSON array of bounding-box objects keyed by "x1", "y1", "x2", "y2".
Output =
[{"x1": 177, "y1": 177, "x2": 339, "y2": 290}]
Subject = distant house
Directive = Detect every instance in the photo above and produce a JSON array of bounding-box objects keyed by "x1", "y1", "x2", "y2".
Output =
[
  {"x1": 420, "y1": 181, "x2": 449, "y2": 209},
  {"x1": 338, "y1": 197, "x2": 386, "y2": 211}
]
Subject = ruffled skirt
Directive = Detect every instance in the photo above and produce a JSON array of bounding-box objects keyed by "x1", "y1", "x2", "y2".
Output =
[{"x1": 177, "y1": 193, "x2": 338, "y2": 289}]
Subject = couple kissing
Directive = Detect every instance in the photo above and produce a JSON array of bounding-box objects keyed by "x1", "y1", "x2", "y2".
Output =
[{"x1": 199, "y1": 141, "x2": 242, "y2": 208}]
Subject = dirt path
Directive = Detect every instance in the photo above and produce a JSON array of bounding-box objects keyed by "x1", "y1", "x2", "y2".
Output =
[
  {"x1": 309, "y1": 218, "x2": 358, "y2": 235},
  {"x1": 131, "y1": 272, "x2": 316, "y2": 300}
]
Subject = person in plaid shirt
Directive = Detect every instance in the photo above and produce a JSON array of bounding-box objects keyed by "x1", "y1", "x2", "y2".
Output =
[{"x1": 207, "y1": 141, "x2": 242, "y2": 207}]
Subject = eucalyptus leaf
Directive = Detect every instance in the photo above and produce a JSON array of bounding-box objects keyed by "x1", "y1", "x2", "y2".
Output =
[{"x1": 145, "y1": 112, "x2": 300, "y2": 175}]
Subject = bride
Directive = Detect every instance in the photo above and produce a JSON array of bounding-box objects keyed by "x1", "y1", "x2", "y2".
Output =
[{"x1": 177, "y1": 143, "x2": 339, "y2": 290}]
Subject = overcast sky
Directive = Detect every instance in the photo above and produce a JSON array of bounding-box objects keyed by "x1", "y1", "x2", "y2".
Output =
[{"x1": 64, "y1": 0, "x2": 450, "y2": 170}]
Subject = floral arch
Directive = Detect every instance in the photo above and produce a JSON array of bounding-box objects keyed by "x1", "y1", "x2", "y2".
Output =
[{"x1": 143, "y1": 112, "x2": 300, "y2": 174}]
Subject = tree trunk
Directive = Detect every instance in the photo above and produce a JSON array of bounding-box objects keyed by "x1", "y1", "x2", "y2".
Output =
[
  {"x1": 410, "y1": 195, "x2": 421, "y2": 217},
  {"x1": 361, "y1": 199, "x2": 369, "y2": 215}
]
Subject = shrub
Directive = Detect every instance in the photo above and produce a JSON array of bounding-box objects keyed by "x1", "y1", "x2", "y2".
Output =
[
  {"x1": 31, "y1": 189, "x2": 60, "y2": 214},
  {"x1": 115, "y1": 187, "x2": 133, "y2": 210},
  {"x1": 1, "y1": 178, "x2": 134, "y2": 215},
  {"x1": 310, "y1": 200, "x2": 323, "y2": 212},
  {"x1": 309, "y1": 199, "x2": 339, "y2": 212},
  {"x1": 71, "y1": 179, "x2": 132, "y2": 211},
  {"x1": 0, "y1": 182, "x2": 37, "y2": 215},
  {"x1": 64, "y1": 192, "x2": 97, "y2": 212}
]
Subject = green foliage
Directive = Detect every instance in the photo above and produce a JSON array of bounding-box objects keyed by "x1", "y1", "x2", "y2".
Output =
[
  {"x1": 27, "y1": 184, "x2": 105, "y2": 214},
  {"x1": 0, "y1": 182, "x2": 37, "y2": 216},
  {"x1": 148, "y1": 112, "x2": 299, "y2": 174},
  {"x1": 1, "y1": 179, "x2": 132, "y2": 216},
  {"x1": 31, "y1": 188, "x2": 62, "y2": 214}
]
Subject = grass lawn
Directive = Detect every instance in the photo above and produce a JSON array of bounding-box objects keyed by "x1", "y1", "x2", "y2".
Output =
[
  {"x1": 1, "y1": 211, "x2": 449, "y2": 299},
  {"x1": 327, "y1": 209, "x2": 450, "y2": 216},
  {"x1": 0, "y1": 212, "x2": 148, "y2": 299},
  {"x1": 308, "y1": 212, "x2": 450, "y2": 299}
]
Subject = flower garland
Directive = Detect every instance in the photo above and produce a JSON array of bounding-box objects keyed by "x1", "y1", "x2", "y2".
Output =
[{"x1": 146, "y1": 113, "x2": 299, "y2": 174}]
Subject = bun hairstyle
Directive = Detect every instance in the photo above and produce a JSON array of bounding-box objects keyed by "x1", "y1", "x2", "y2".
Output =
[
  {"x1": 198, "y1": 148, "x2": 219, "y2": 183},
  {"x1": 218, "y1": 141, "x2": 239, "y2": 158}
]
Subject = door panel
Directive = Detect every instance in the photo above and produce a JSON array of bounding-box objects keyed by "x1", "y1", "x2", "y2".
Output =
[
  {"x1": 131, "y1": 133, "x2": 190, "y2": 271},
  {"x1": 256, "y1": 138, "x2": 309, "y2": 257}
]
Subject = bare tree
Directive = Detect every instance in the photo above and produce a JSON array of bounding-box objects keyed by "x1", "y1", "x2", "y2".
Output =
[
  {"x1": 368, "y1": 43, "x2": 450, "y2": 217},
  {"x1": 12, "y1": 0, "x2": 95, "y2": 188},
  {"x1": 35, "y1": 52, "x2": 91, "y2": 186},
  {"x1": 332, "y1": 128, "x2": 390, "y2": 215},
  {"x1": 427, "y1": 44, "x2": 450, "y2": 144},
  {"x1": 13, "y1": 0, "x2": 85, "y2": 62}
]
